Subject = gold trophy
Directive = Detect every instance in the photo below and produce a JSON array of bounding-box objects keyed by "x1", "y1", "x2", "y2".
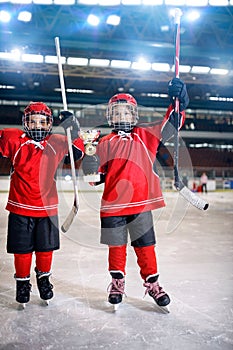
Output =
[{"x1": 80, "y1": 129, "x2": 100, "y2": 182}]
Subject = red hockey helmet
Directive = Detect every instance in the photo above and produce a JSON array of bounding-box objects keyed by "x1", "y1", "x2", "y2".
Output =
[
  {"x1": 23, "y1": 102, "x2": 53, "y2": 141},
  {"x1": 106, "y1": 93, "x2": 139, "y2": 132}
]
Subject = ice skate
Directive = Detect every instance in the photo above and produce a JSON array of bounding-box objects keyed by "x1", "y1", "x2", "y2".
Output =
[
  {"x1": 144, "y1": 275, "x2": 170, "y2": 313},
  {"x1": 15, "y1": 275, "x2": 32, "y2": 308},
  {"x1": 107, "y1": 272, "x2": 125, "y2": 311},
  {"x1": 35, "y1": 268, "x2": 53, "y2": 304}
]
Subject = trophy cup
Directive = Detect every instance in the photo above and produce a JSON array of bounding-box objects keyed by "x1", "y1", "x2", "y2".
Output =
[{"x1": 80, "y1": 129, "x2": 100, "y2": 182}]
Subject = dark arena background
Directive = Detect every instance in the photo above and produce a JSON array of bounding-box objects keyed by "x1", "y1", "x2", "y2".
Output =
[{"x1": 0, "y1": 2, "x2": 232, "y2": 350}]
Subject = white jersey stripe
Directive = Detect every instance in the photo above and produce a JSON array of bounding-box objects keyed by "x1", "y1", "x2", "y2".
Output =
[
  {"x1": 7, "y1": 200, "x2": 58, "y2": 211},
  {"x1": 101, "y1": 196, "x2": 164, "y2": 210}
]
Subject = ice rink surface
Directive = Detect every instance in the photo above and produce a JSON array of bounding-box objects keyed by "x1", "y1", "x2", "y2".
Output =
[{"x1": 0, "y1": 188, "x2": 232, "y2": 350}]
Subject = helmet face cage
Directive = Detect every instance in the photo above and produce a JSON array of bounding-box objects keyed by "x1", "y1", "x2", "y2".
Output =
[
  {"x1": 106, "y1": 94, "x2": 138, "y2": 132},
  {"x1": 23, "y1": 102, "x2": 53, "y2": 142}
]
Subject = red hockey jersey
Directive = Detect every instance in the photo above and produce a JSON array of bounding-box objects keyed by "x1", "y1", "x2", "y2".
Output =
[
  {"x1": 0, "y1": 128, "x2": 84, "y2": 217},
  {"x1": 97, "y1": 105, "x2": 185, "y2": 217}
]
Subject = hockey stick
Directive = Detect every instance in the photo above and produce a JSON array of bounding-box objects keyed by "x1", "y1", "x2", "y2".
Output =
[
  {"x1": 55, "y1": 36, "x2": 79, "y2": 232},
  {"x1": 172, "y1": 9, "x2": 208, "y2": 210}
]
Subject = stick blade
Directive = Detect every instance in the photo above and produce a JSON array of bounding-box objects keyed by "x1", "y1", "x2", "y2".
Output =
[
  {"x1": 61, "y1": 204, "x2": 78, "y2": 233},
  {"x1": 179, "y1": 186, "x2": 209, "y2": 210}
]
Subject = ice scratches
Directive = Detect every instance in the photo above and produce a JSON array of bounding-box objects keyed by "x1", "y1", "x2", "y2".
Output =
[
  {"x1": 174, "y1": 295, "x2": 222, "y2": 325},
  {"x1": 177, "y1": 327, "x2": 233, "y2": 349},
  {"x1": 133, "y1": 333, "x2": 151, "y2": 345},
  {"x1": 209, "y1": 333, "x2": 233, "y2": 345},
  {"x1": 1, "y1": 342, "x2": 27, "y2": 350},
  {"x1": 173, "y1": 297, "x2": 233, "y2": 348},
  {"x1": 181, "y1": 329, "x2": 196, "y2": 335}
]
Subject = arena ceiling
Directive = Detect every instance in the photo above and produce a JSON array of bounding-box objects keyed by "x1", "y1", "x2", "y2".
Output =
[{"x1": 0, "y1": 3, "x2": 233, "y2": 111}]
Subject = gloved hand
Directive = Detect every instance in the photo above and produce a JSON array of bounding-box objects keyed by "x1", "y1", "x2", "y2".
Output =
[
  {"x1": 168, "y1": 78, "x2": 189, "y2": 111},
  {"x1": 82, "y1": 155, "x2": 100, "y2": 175},
  {"x1": 59, "y1": 111, "x2": 80, "y2": 140}
]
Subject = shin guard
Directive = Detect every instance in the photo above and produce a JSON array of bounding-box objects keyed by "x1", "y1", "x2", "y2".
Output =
[
  {"x1": 108, "y1": 245, "x2": 127, "y2": 276},
  {"x1": 14, "y1": 253, "x2": 32, "y2": 278},
  {"x1": 134, "y1": 245, "x2": 158, "y2": 281},
  {"x1": 35, "y1": 251, "x2": 53, "y2": 273}
]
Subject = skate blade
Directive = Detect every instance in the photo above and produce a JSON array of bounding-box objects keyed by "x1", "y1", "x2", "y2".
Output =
[
  {"x1": 156, "y1": 305, "x2": 170, "y2": 313},
  {"x1": 113, "y1": 303, "x2": 120, "y2": 311},
  {"x1": 17, "y1": 302, "x2": 26, "y2": 310},
  {"x1": 42, "y1": 299, "x2": 50, "y2": 306},
  {"x1": 109, "y1": 302, "x2": 121, "y2": 311}
]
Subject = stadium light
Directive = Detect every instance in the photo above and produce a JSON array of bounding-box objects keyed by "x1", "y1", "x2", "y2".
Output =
[
  {"x1": 210, "y1": 68, "x2": 228, "y2": 75},
  {"x1": 66, "y1": 89, "x2": 94, "y2": 94},
  {"x1": 22, "y1": 54, "x2": 44, "y2": 63},
  {"x1": 176, "y1": 65, "x2": 191, "y2": 73},
  {"x1": 10, "y1": 0, "x2": 32, "y2": 3},
  {"x1": 89, "y1": 58, "x2": 110, "y2": 67},
  {"x1": 78, "y1": 0, "x2": 99, "y2": 4},
  {"x1": 87, "y1": 14, "x2": 100, "y2": 26},
  {"x1": 18, "y1": 11, "x2": 32, "y2": 22},
  {"x1": 106, "y1": 15, "x2": 121, "y2": 26},
  {"x1": 142, "y1": 0, "x2": 163, "y2": 4},
  {"x1": 185, "y1": 0, "x2": 208, "y2": 5},
  {"x1": 160, "y1": 25, "x2": 169, "y2": 32},
  {"x1": 110, "y1": 60, "x2": 131, "y2": 69},
  {"x1": 132, "y1": 58, "x2": 151, "y2": 70},
  {"x1": 45, "y1": 55, "x2": 66, "y2": 64},
  {"x1": 191, "y1": 66, "x2": 210, "y2": 74},
  {"x1": 151, "y1": 62, "x2": 170, "y2": 72},
  {"x1": 54, "y1": 88, "x2": 94, "y2": 94},
  {"x1": 121, "y1": 0, "x2": 142, "y2": 5},
  {"x1": 67, "y1": 57, "x2": 88, "y2": 66},
  {"x1": 0, "y1": 10, "x2": 11, "y2": 23},
  {"x1": 54, "y1": 0, "x2": 75, "y2": 4},
  {"x1": 209, "y1": 0, "x2": 228, "y2": 5},
  {"x1": 186, "y1": 10, "x2": 200, "y2": 21},
  {"x1": 0, "y1": 51, "x2": 20, "y2": 61},
  {"x1": 99, "y1": 0, "x2": 121, "y2": 4},
  {"x1": 0, "y1": 85, "x2": 15, "y2": 90},
  {"x1": 32, "y1": 0, "x2": 53, "y2": 3},
  {"x1": 165, "y1": 0, "x2": 185, "y2": 5}
]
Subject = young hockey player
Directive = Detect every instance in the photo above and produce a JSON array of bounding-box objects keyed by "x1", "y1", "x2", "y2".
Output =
[
  {"x1": 82, "y1": 78, "x2": 189, "y2": 309},
  {"x1": 0, "y1": 102, "x2": 84, "y2": 306}
]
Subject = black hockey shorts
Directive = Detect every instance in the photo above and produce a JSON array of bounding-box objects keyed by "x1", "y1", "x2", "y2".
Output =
[
  {"x1": 100, "y1": 211, "x2": 156, "y2": 247},
  {"x1": 7, "y1": 213, "x2": 60, "y2": 254}
]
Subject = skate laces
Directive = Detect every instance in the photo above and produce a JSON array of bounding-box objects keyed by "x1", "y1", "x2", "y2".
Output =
[
  {"x1": 143, "y1": 281, "x2": 166, "y2": 300},
  {"x1": 107, "y1": 278, "x2": 125, "y2": 296}
]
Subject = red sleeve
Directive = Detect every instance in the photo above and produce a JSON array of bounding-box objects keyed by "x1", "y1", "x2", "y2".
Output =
[
  {"x1": 73, "y1": 137, "x2": 85, "y2": 159},
  {"x1": 0, "y1": 128, "x2": 22, "y2": 158},
  {"x1": 96, "y1": 135, "x2": 111, "y2": 175}
]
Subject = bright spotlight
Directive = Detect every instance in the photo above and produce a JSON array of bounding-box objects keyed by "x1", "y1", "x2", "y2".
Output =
[
  {"x1": 87, "y1": 14, "x2": 100, "y2": 26},
  {"x1": 186, "y1": 10, "x2": 200, "y2": 22},
  {"x1": 0, "y1": 10, "x2": 11, "y2": 23},
  {"x1": 18, "y1": 11, "x2": 32, "y2": 22},
  {"x1": 106, "y1": 15, "x2": 121, "y2": 26}
]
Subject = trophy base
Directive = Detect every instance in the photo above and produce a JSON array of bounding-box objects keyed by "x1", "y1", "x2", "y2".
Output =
[{"x1": 83, "y1": 174, "x2": 100, "y2": 183}]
